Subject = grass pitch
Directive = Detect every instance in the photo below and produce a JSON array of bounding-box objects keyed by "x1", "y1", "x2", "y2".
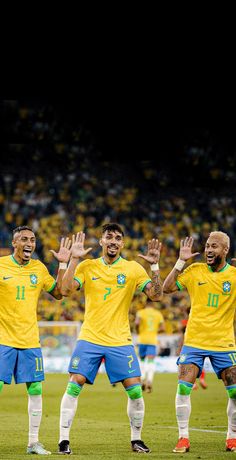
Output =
[{"x1": 0, "y1": 372, "x2": 230, "y2": 459}]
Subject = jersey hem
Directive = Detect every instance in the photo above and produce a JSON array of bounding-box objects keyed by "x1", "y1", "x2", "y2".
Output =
[
  {"x1": 184, "y1": 342, "x2": 236, "y2": 352},
  {"x1": 78, "y1": 337, "x2": 133, "y2": 347},
  {"x1": 0, "y1": 342, "x2": 41, "y2": 349}
]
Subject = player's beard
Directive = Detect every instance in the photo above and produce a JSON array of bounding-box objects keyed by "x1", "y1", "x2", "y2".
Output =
[
  {"x1": 107, "y1": 247, "x2": 118, "y2": 258},
  {"x1": 209, "y1": 254, "x2": 222, "y2": 270}
]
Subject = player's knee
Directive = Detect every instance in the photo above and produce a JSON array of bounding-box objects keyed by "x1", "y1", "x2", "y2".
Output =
[
  {"x1": 227, "y1": 385, "x2": 236, "y2": 399},
  {"x1": 27, "y1": 381, "x2": 42, "y2": 395},
  {"x1": 126, "y1": 384, "x2": 142, "y2": 400},
  {"x1": 177, "y1": 380, "x2": 193, "y2": 396},
  {"x1": 66, "y1": 381, "x2": 83, "y2": 398},
  {"x1": 70, "y1": 373, "x2": 86, "y2": 386},
  {"x1": 0, "y1": 381, "x2": 4, "y2": 393}
]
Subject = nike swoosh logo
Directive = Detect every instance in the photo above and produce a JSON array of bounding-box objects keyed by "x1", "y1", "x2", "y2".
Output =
[
  {"x1": 198, "y1": 282, "x2": 207, "y2": 285},
  {"x1": 3, "y1": 276, "x2": 13, "y2": 280},
  {"x1": 92, "y1": 277, "x2": 100, "y2": 280},
  {"x1": 34, "y1": 373, "x2": 44, "y2": 378},
  {"x1": 128, "y1": 369, "x2": 136, "y2": 374}
]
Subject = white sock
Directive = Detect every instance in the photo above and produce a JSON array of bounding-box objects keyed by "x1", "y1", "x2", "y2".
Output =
[
  {"x1": 28, "y1": 395, "x2": 42, "y2": 446},
  {"x1": 227, "y1": 398, "x2": 236, "y2": 439},
  {"x1": 59, "y1": 393, "x2": 78, "y2": 443},
  {"x1": 175, "y1": 393, "x2": 191, "y2": 438},
  {"x1": 146, "y1": 361, "x2": 156, "y2": 384},
  {"x1": 127, "y1": 397, "x2": 145, "y2": 441},
  {"x1": 139, "y1": 359, "x2": 147, "y2": 382}
]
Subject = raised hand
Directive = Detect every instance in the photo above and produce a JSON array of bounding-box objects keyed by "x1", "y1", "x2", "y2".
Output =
[
  {"x1": 70, "y1": 231, "x2": 92, "y2": 259},
  {"x1": 179, "y1": 237, "x2": 200, "y2": 261},
  {"x1": 50, "y1": 237, "x2": 72, "y2": 263},
  {"x1": 138, "y1": 238, "x2": 162, "y2": 264}
]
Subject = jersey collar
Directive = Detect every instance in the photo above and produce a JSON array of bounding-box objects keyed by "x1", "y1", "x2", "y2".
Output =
[
  {"x1": 11, "y1": 255, "x2": 30, "y2": 266},
  {"x1": 100, "y1": 256, "x2": 122, "y2": 266},
  {"x1": 207, "y1": 262, "x2": 229, "y2": 273}
]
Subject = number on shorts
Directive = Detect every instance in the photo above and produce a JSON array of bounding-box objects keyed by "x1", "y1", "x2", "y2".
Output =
[{"x1": 35, "y1": 357, "x2": 43, "y2": 372}]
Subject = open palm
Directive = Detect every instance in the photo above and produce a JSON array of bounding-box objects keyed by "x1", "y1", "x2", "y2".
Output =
[
  {"x1": 179, "y1": 237, "x2": 200, "y2": 261},
  {"x1": 70, "y1": 231, "x2": 92, "y2": 259}
]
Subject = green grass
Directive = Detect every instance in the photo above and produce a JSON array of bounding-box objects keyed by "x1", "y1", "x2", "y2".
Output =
[{"x1": 0, "y1": 373, "x2": 230, "y2": 459}]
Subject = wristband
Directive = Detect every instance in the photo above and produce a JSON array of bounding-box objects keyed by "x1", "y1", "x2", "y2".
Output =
[
  {"x1": 151, "y1": 263, "x2": 159, "y2": 271},
  {"x1": 59, "y1": 263, "x2": 67, "y2": 270},
  {"x1": 174, "y1": 259, "x2": 185, "y2": 271}
]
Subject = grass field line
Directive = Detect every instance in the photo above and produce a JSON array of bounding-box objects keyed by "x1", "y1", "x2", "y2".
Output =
[{"x1": 158, "y1": 425, "x2": 227, "y2": 434}]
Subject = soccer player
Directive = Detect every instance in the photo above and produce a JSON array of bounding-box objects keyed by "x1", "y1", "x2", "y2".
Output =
[
  {"x1": 0, "y1": 226, "x2": 71, "y2": 455},
  {"x1": 135, "y1": 299, "x2": 165, "y2": 393},
  {"x1": 58, "y1": 223, "x2": 163, "y2": 454},
  {"x1": 163, "y1": 232, "x2": 236, "y2": 454}
]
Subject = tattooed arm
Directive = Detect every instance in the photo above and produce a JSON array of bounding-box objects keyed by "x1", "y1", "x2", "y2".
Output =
[
  {"x1": 138, "y1": 238, "x2": 163, "y2": 301},
  {"x1": 143, "y1": 271, "x2": 163, "y2": 301}
]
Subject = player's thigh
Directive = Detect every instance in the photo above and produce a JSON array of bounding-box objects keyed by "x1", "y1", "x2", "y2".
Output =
[
  {"x1": 209, "y1": 350, "x2": 236, "y2": 382},
  {"x1": 68, "y1": 340, "x2": 104, "y2": 384},
  {"x1": 104, "y1": 345, "x2": 141, "y2": 384},
  {"x1": 178, "y1": 363, "x2": 199, "y2": 382},
  {"x1": 16, "y1": 348, "x2": 44, "y2": 383},
  {"x1": 177, "y1": 345, "x2": 205, "y2": 380},
  {"x1": 0, "y1": 345, "x2": 18, "y2": 384}
]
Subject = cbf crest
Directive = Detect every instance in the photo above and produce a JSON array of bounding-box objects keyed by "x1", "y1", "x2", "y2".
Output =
[
  {"x1": 223, "y1": 281, "x2": 231, "y2": 294},
  {"x1": 30, "y1": 274, "x2": 38, "y2": 285},
  {"x1": 117, "y1": 274, "x2": 126, "y2": 285},
  {"x1": 71, "y1": 357, "x2": 80, "y2": 369}
]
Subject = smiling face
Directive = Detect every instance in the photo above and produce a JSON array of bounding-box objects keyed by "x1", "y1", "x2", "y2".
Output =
[
  {"x1": 99, "y1": 230, "x2": 124, "y2": 262},
  {"x1": 12, "y1": 229, "x2": 36, "y2": 264},
  {"x1": 205, "y1": 232, "x2": 229, "y2": 270}
]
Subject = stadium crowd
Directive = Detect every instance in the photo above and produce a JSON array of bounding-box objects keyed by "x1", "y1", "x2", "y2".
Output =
[{"x1": 1, "y1": 99, "x2": 236, "y2": 336}]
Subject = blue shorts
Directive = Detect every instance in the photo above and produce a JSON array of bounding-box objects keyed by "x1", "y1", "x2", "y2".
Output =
[
  {"x1": 177, "y1": 345, "x2": 236, "y2": 379},
  {"x1": 138, "y1": 344, "x2": 157, "y2": 359},
  {"x1": 0, "y1": 345, "x2": 44, "y2": 384},
  {"x1": 68, "y1": 340, "x2": 141, "y2": 384}
]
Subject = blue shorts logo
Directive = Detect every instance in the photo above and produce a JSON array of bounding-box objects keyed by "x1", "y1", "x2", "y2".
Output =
[
  {"x1": 223, "y1": 281, "x2": 231, "y2": 293},
  {"x1": 179, "y1": 354, "x2": 187, "y2": 363},
  {"x1": 117, "y1": 274, "x2": 126, "y2": 285},
  {"x1": 71, "y1": 357, "x2": 80, "y2": 369}
]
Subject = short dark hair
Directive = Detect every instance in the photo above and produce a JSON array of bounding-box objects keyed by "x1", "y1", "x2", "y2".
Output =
[
  {"x1": 101, "y1": 223, "x2": 124, "y2": 236},
  {"x1": 13, "y1": 226, "x2": 34, "y2": 237}
]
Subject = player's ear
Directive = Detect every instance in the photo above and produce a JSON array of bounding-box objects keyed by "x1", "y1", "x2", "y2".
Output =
[
  {"x1": 12, "y1": 239, "x2": 16, "y2": 248},
  {"x1": 99, "y1": 238, "x2": 103, "y2": 247}
]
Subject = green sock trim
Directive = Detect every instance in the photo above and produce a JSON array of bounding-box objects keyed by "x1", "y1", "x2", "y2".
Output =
[
  {"x1": 126, "y1": 384, "x2": 142, "y2": 400},
  {"x1": 66, "y1": 382, "x2": 83, "y2": 398},
  {"x1": 177, "y1": 382, "x2": 193, "y2": 396},
  {"x1": 27, "y1": 381, "x2": 42, "y2": 395},
  {"x1": 0, "y1": 381, "x2": 4, "y2": 393},
  {"x1": 227, "y1": 388, "x2": 236, "y2": 399},
  {"x1": 147, "y1": 358, "x2": 154, "y2": 363}
]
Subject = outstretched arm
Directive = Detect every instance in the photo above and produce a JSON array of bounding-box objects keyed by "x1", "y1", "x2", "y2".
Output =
[
  {"x1": 49, "y1": 237, "x2": 72, "y2": 299},
  {"x1": 60, "y1": 231, "x2": 92, "y2": 296},
  {"x1": 138, "y1": 238, "x2": 163, "y2": 301},
  {"x1": 163, "y1": 237, "x2": 199, "y2": 294}
]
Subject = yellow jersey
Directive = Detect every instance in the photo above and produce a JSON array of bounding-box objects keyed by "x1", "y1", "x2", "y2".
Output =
[
  {"x1": 136, "y1": 307, "x2": 164, "y2": 345},
  {"x1": 0, "y1": 255, "x2": 56, "y2": 348},
  {"x1": 176, "y1": 262, "x2": 236, "y2": 351},
  {"x1": 74, "y1": 256, "x2": 151, "y2": 346}
]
